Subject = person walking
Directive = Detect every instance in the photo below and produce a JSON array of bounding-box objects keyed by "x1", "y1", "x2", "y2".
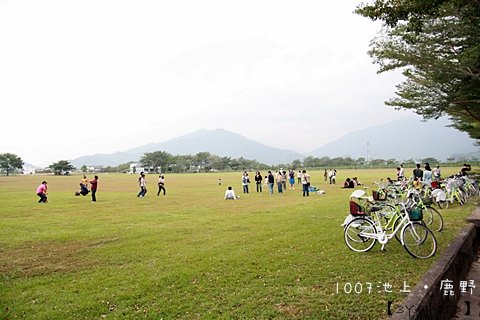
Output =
[
  {"x1": 254, "y1": 171, "x2": 263, "y2": 192},
  {"x1": 157, "y1": 174, "x2": 166, "y2": 196},
  {"x1": 36, "y1": 181, "x2": 48, "y2": 203},
  {"x1": 89, "y1": 175, "x2": 98, "y2": 202},
  {"x1": 301, "y1": 170, "x2": 311, "y2": 196},
  {"x1": 137, "y1": 172, "x2": 147, "y2": 198}
]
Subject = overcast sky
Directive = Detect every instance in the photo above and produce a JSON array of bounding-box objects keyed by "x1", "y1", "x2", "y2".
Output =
[{"x1": 0, "y1": 0, "x2": 418, "y2": 166}]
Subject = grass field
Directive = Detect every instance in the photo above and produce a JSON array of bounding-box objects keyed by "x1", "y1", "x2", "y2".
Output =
[{"x1": 0, "y1": 168, "x2": 477, "y2": 319}]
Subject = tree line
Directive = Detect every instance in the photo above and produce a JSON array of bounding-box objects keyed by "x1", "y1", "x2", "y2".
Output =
[{"x1": 1, "y1": 151, "x2": 476, "y2": 175}]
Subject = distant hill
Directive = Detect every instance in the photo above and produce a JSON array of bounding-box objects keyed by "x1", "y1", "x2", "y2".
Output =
[
  {"x1": 71, "y1": 128, "x2": 304, "y2": 167},
  {"x1": 309, "y1": 118, "x2": 478, "y2": 161}
]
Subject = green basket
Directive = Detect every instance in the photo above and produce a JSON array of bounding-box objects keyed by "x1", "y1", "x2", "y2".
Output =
[{"x1": 409, "y1": 207, "x2": 423, "y2": 221}]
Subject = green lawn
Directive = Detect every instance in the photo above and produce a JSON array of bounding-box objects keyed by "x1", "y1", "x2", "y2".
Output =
[{"x1": 0, "y1": 168, "x2": 476, "y2": 319}]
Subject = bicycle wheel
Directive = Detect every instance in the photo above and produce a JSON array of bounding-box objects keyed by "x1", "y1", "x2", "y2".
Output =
[
  {"x1": 344, "y1": 217, "x2": 377, "y2": 253},
  {"x1": 402, "y1": 222, "x2": 437, "y2": 259},
  {"x1": 422, "y1": 206, "x2": 443, "y2": 232},
  {"x1": 436, "y1": 200, "x2": 447, "y2": 209}
]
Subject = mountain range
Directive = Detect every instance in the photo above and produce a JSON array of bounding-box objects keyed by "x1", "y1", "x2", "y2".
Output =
[
  {"x1": 71, "y1": 128, "x2": 303, "y2": 167},
  {"x1": 309, "y1": 118, "x2": 478, "y2": 161},
  {"x1": 71, "y1": 119, "x2": 478, "y2": 167}
]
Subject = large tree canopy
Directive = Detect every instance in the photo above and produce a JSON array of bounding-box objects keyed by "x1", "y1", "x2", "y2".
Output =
[
  {"x1": 49, "y1": 160, "x2": 75, "y2": 175},
  {"x1": 0, "y1": 153, "x2": 24, "y2": 176},
  {"x1": 356, "y1": 0, "x2": 480, "y2": 141}
]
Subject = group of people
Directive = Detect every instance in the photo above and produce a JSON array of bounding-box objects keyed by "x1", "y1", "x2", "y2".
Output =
[
  {"x1": 324, "y1": 169, "x2": 337, "y2": 184},
  {"x1": 75, "y1": 175, "x2": 98, "y2": 202},
  {"x1": 137, "y1": 172, "x2": 166, "y2": 198},
  {"x1": 226, "y1": 169, "x2": 312, "y2": 199},
  {"x1": 394, "y1": 163, "x2": 440, "y2": 188},
  {"x1": 342, "y1": 177, "x2": 362, "y2": 188},
  {"x1": 36, "y1": 175, "x2": 98, "y2": 203}
]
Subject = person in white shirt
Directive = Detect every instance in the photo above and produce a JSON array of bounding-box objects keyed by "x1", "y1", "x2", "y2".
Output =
[
  {"x1": 157, "y1": 174, "x2": 166, "y2": 196},
  {"x1": 137, "y1": 172, "x2": 147, "y2": 198},
  {"x1": 224, "y1": 186, "x2": 238, "y2": 200}
]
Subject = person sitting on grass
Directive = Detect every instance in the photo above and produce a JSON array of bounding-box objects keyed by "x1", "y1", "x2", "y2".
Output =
[
  {"x1": 352, "y1": 177, "x2": 362, "y2": 186},
  {"x1": 342, "y1": 178, "x2": 355, "y2": 188},
  {"x1": 79, "y1": 183, "x2": 89, "y2": 196},
  {"x1": 224, "y1": 186, "x2": 238, "y2": 200}
]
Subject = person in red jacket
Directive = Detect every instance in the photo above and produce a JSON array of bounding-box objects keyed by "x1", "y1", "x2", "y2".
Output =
[{"x1": 89, "y1": 176, "x2": 98, "y2": 202}]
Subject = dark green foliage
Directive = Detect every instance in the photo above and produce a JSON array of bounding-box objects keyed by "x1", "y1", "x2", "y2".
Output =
[
  {"x1": 356, "y1": 0, "x2": 480, "y2": 142},
  {"x1": 0, "y1": 153, "x2": 24, "y2": 176},
  {"x1": 49, "y1": 160, "x2": 75, "y2": 175}
]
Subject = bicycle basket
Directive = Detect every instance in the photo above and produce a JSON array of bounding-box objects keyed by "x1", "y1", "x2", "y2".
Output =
[
  {"x1": 422, "y1": 197, "x2": 433, "y2": 206},
  {"x1": 372, "y1": 190, "x2": 386, "y2": 201},
  {"x1": 349, "y1": 201, "x2": 366, "y2": 216},
  {"x1": 409, "y1": 207, "x2": 423, "y2": 221}
]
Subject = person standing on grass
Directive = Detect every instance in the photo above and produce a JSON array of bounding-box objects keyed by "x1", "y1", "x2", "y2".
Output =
[
  {"x1": 288, "y1": 170, "x2": 295, "y2": 190},
  {"x1": 157, "y1": 174, "x2": 166, "y2": 196},
  {"x1": 397, "y1": 164, "x2": 405, "y2": 181},
  {"x1": 433, "y1": 165, "x2": 441, "y2": 182},
  {"x1": 254, "y1": 171, "x2": 263, "y2": 192},
  {"x1": 301, "y1": 170, "x2": 311, "y2": 196},
  {"x1": 89, "y1": 175, "x2": 98, "y2": 202},
  {"x1": 328, "y1": 169, "x2": 333, "y2": 184},
  {"x1": 137, "y1": 172, "x2": 147, "y2": 198},
  {"x1": 281, "y1": 170, "x2": 287, "y2": 191},
  {"x1": 242, "y1": 171, "x2": 250, "y2": 193},
  {"x1": 324, "y1": 169, "x2": 328, "y2": 183},
  {"x1": 36, "y1": 181, "x2": 48, "y2": 203},
  {"x1": 81, "y1": 175, "x2": 89, "y2": 188},
  {"x1": 423, "y1": 164, "x2": 433, "y2": 188},
  {"x1": 413, "y1": 164, "x2": 423, "y2": 181},
  {"x1": 267, "y1": 171, "x2": 275, "y2": 194},
  {"x1": 297, "y1": 170, "x2": 302, "y2": 184},
  {"x1": 276, "y1": 171, "x2": 283, "y2": 193}
]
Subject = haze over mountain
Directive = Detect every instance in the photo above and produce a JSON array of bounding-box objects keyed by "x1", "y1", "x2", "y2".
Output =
[
  {"x1": 70, "y1": 119, "x2": 479, "y2": 168},
  {"x1": 309, "y1": 118, "x2": 478, "y2": 161},
  {"x1": 71, "y1": 129, "x2": 303, "y2": 167}
]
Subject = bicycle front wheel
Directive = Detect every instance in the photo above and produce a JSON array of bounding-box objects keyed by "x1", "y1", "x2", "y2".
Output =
[
  {"x1": 402, "y1": 222, "x2": 437, "y2": 259},
  {"x1": 344, "y1": 217, "x2": 377, "y2": 253}
]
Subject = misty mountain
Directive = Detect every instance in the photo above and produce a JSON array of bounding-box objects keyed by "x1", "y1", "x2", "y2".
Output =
[
  {"x1": 71, "y1": 129, "x2": 303, "y2": 167},
  {"x1": 309, "y1": 118, "x2": 478, "y2": 161}
]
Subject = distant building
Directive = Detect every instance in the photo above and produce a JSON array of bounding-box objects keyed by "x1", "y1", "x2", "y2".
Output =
[
  {"x1": 129, "y1": 163, "x2": 159, "y2": 174},
  {"x1": 22, "y1": 165, "x2": 36, "y2": 175}
]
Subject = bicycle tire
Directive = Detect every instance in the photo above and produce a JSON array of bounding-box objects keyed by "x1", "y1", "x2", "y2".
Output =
[
  {"x1": 424, "y1": 206, "x2": 443, "y2": 232},
  {"x1": 436, "y1": 200, "x2": 447, "y2": 209},
  {"x1": 402, "y1": 222, "x2": 437, "y2": 259},
  {"x1": 344, "y1": 217, "x2": 377, "y2": 253}
]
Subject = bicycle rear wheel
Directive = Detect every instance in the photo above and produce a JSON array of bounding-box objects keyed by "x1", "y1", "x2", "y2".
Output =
[
  {"x1": 422, "y1": 206, "x2": 444, "y2": 232},
  {"x1": 344, "y1": 217, "x2": 377, "y2": 252},
  {"x1": 402, "y1": 222, "x2": 437, "y2": 259}
]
